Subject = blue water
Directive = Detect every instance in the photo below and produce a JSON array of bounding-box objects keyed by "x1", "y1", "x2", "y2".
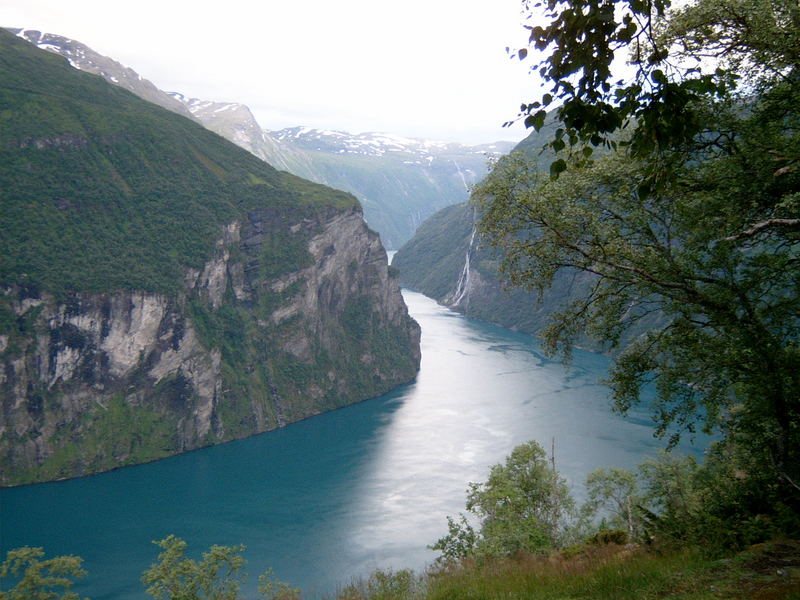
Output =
[{"x1": 0, "y1": 290, "x2": 706, "y2": 599}]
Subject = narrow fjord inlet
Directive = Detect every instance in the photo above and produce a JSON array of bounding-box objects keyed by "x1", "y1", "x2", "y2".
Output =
[
  {"x1": 3, "y1": 1, "x2": 799, "y2": 597},
  {"x1": 0, "y1": 290, "x2": 704, "y2": 600}
]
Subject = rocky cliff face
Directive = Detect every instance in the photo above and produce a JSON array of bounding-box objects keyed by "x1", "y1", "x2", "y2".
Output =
[{"x1": 1, "y1": 205, "x2": 419, "y2": 486}]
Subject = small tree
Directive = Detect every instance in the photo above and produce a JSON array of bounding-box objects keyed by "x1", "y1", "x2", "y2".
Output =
[
  {"x1": 0, "y1": 547, "x2": 87, "y2": 600},
  {"x1": 584, "y1": 467, "x2": 643, "y2": 541},
  {"x1": 431, "y1": 440, "x2": 577, "y2": 561},
  {"x1": 635, "y1": 451, "x2": 705, "y2": 543},
  {"x1": 257, "y1": 569, "x2": 301, "y2": 600},
  {"x1": 141, "y1": 535, "x2": 246, "y2": 600}
]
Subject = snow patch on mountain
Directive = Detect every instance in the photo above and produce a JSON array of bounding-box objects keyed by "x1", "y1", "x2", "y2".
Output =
[{"x1": 273, "y1": 126, "x2": 512, "y2": 159}]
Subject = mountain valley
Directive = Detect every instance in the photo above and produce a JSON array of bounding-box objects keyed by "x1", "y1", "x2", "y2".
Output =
[{"x1": 9, "y1": 27, "x2": 514, "y2": 249}]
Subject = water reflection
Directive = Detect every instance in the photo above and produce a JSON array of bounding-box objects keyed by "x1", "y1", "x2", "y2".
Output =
[{"x1": 0, "y1": 290, "x2": 706, "y2": 600}]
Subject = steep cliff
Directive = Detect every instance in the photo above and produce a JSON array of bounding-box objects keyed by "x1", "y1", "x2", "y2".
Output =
[{"x1": 0, "y1": 30, "x2": 419, "y2": 485}]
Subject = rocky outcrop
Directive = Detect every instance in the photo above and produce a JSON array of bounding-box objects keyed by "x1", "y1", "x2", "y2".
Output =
[{"x1": 0, "y1": 207, "x2": 420, "y2": 486}]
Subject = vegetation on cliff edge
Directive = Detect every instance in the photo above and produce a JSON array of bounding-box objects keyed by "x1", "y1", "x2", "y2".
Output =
[{"x1": 0, "y1": 29, "x2": 357, "y2": 297}]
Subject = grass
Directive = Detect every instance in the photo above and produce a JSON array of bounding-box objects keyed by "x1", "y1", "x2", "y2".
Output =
[{"x1": 335, "y1": 541, "x2": 800, "y2": 600}]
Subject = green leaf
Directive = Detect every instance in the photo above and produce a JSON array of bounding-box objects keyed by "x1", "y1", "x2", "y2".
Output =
[
  {"x1": 651, "y1": 69, "x2": 666, "y2": 85},
  {"x1": 549, "y1": 158, "x2": 567, "y2": 178}
]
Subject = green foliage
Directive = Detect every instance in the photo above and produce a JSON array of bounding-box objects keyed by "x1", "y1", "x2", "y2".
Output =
[
  {"x1": 0, "y1": 299, "x2": 46, "y2": 357},
  {"x1": 480, "y1": 0, "x2": 800, "y2": 524},
  {"x1": 258, "y1": 228, "x2": 314, "y2": 280},
  {"x1": 514, "y1": 0, "x2": 738, "y2": 179},
  {"x1": 338, "y1": 569, "x2": 421, "y2": 600},
  {"x1": 142, "y1": 536, "x2": 246, "y2": 600},
  {"x1": 187, "y1": 298, "x2": 248, "y2": 365},
  {"x1": 341, "y1": 296, "x2": 374, "y2": 339},
  {"x1": 476, "y1": 94, "x2": 800, "y2": 494},
  {"x1": 0, "y1": 303, "x2": 16, "y2": 335},
  {"x1": 0, "y1": 30, "x2": 356, "y2": 296},
  {"x1": 0, "y1": 547, "x2": 86, "y2": 600},
  {"x1": 257, "y1": 570, "x2": 301, "y2": 600},
  {"x1": 584, "y1": 467, "x2": 643, "y2": 540},
  {"x1": 428, "y1": 515, "x2": 478, "y2": 564},
  {"x1": 431, "y1": 441, "x2": 580, "y2": 562},
  {"x1": 0, "y1": 537, "x2": 300, "y2": 600},
  {"x1": 639, "y1": 452, "x2": 703, "y2": 522},
  {"x1": 636, "y1": 445, "x2": 800, "y2": 550}
]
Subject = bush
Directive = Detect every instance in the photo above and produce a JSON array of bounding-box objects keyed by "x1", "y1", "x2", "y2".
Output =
[
  {"x1": 338, "y1": 568, "x2": 421, "y2": 600},
  {"x1": 587, "y1": 529, "x2": 628, "y2": 546},
  {"x1": 431, "y1": 441, "x2": 580, "y2": 562}
]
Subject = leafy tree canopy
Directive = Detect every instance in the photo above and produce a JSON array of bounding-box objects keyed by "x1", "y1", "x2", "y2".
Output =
[
  {"x1": 478, "y1": 0, "x2": 799, "y2": 502},
  {"x1": 584, "y1": 467, "x2": 642, "y2": 539},
  {"x1": 513, "y1": 0, "x2": 799, "y2": 186},
  {"x1": 142, "y1": 536, "x2": 247, "y2": 600},
  {"x1": 0, "y1": 547, "x2": 86, "y2": 600},
  {"x1": 431, "y1": 440, "x2": 581, "y2": 561}
]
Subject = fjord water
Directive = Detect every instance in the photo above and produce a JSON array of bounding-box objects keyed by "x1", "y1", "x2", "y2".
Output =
[{"x1": 0, "y1": 290, "x2": 704, "y2": 599}]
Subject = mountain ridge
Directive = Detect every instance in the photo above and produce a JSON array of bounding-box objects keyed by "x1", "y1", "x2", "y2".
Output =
[{"x1": 7, "y1": 26, "x2": 514, "y2": 248}]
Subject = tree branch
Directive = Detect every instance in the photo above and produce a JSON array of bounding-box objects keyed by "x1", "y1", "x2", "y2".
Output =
[{"x1": 724, "y1": 218, "x2": 800, "y2": 242}]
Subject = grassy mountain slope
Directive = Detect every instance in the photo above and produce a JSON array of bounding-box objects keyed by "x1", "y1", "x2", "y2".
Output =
[{"x1": 0, "y1": 29, "x2": 355, "y2": 296}]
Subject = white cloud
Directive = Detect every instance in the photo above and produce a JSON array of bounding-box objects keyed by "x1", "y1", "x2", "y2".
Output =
[{"x1": 3, "y1": 0, "x2": 538, "y2": 143}]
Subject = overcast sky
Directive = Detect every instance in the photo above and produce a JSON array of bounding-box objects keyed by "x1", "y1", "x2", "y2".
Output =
[{"x1": 4, "y1": 0, "x2": 540, "y2": 144}]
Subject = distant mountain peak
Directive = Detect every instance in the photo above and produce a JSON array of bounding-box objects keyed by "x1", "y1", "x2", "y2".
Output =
[
  {"x1": 168, "y1": 92, "x2": 247, "y2": 115},
  {"x1": 7, "y1": 27, "x2": 516, "y2": 249},
  {"x1": 6, "y1": 27, "x2": 193, "y2": 118},
  {"x1": 271, "y1": 126, "x2": 513, "y2": 159}
]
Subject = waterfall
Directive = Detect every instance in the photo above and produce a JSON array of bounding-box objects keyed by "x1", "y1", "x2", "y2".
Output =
[
  {"x1": 450, "y1": 225, "x2": 476, "y2": 308},
  {"x1": 452, "y1": 159, "x2": 470, "y2": 192}
]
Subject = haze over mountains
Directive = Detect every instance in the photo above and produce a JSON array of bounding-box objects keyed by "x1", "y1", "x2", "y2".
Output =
[{"x1": 9, "y1": 27, "x2": 514, "y2": 249}]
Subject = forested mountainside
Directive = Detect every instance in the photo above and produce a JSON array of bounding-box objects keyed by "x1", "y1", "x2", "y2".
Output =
[
  {"x1": 392, "y1": 133, "x2": 663, "y2": 344},
  {"x1": 8, "y1": 28, "x2": 514, "y2": 249},
  {"x1": 392, "y1": 130, "x2": 570, "y2": 332},
  {"x1": 392, "y1": 201, "x2": 593, "y2": 335},
  {"x1": 0, "y1": 29, "x2": 420, "y2": 486}
]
